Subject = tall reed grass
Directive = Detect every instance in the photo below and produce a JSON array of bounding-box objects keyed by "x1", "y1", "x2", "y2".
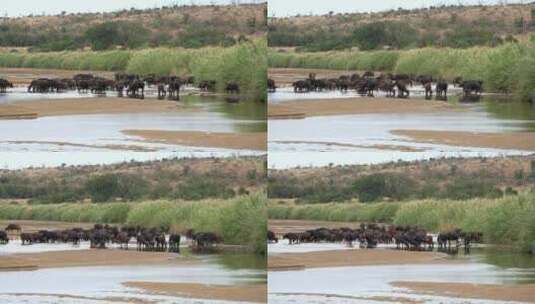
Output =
[
  {"x1": 393, "y1": 194, "x2": 535, "y2": 252},
  {"x1": 268, "y1": 194, "x2": 535, "y2": 253},
  {"x1": 268, "y1": 42, "x2": 535, "y2": 100},
  {"x1": 0, "y1": 39, "x2": 267, "y2": 100},
  {"x1": 0, "y1": 194, "x2": 267, "y2": 254},
  {"x1": 268, "y1": 50, "x2": 399, "y2": 71},
  {"x1": 268, "y1": 202, "x2": 400, "y2": 223}
]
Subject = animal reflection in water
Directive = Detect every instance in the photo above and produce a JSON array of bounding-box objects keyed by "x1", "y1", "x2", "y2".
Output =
[
  {"x1": 269, "y1": 223, "x2": 483, "y2": 254},
  {"x1": 1, "y1": 223, "x2": 223, "y2": 254}
]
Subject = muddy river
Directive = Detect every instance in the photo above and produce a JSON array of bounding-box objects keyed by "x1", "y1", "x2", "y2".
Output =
[
  {"x1": 0, "y1": 247, "x2": 265, "y2": 304},
  {"x1": 268, "y1": 90, "x2": 535, "y2": 168},
  {"x1": 268, "y1": 242, "x2": 535, "y2": 304},
  {"x1": 0, "y1": 89, "x2": 266, "y2": 168}
]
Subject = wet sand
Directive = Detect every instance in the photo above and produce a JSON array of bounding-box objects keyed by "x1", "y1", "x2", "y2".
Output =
[
  {"x1": 268, "y1": 249, "x2": 452, "y2": 270},
  {"x1": 4, "y1": 140, "x2": 158, "y2": 152},
  {"x1": 124, "y1": 282, "x2": 267, "y2": 303},
  {"x1": 271, "y1": 140, "x2": 425, "y2": 152},
  {"x1": 122, "y1": 129, "x2": 267, "y2": 151},
  {"x1": 268, "y1": 98, "x2": 458, "y2": 119},
  {"x1": 393, "y1": 281, "x2": 535, "y2": 303},
  {"x1": 392, "y1": 129, "x2": 535, "y2": 151},
  {"x1": 0, "y1": 97, "x2": 189, "y2": 118},
  {"x1": 0, "y1": 249, "x2": 189, "y2": 270}
]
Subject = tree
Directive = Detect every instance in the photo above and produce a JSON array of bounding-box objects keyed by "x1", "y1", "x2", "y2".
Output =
[
  {"x1": 84, "y1": 22, "x2": 119, "y2": 50},
  {"x1": 86, "y1": 174, "x2": 119, "y2": 202}
]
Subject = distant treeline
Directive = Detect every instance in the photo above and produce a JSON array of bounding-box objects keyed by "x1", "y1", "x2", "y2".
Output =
[
  {"x1": 0, "y1": 39, "x2": 267, "y2": 100},
  {"x1": 0, "y1": 4, "x2": 266, "y2": 51},
  {"x1": 269, "y1": 4, "x2": 535, "y2": 51},
  {"x1": 269, "y1": 20, "x2": 520, "y2": 52},
  {"x1": 0, "y1": 156, "x2": 266, "y2": 204},
  {"x1": 269, "y1": 42, "x2": 535, "y2": 102},
  {"x1": 269, "y1": 159, "x2": 535, "y2": 204}
]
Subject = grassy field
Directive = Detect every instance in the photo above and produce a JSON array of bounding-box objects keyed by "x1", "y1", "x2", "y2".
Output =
[
  {"x1": 0, "y1": 194, "x2": 267, "y2": 254},
  {"x1": 268, "y1": 42, "x2": 535, "y2": 101},
  {"x1": 0, "y1": 39, "x2": 267, "y2": 100},
  {"x1": 269, "y1": 192, "x2": 535, "y2": 253}
]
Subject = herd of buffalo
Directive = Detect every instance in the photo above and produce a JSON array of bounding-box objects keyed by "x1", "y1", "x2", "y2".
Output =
[
  {"x1": 0, "y1": 74, "x2": 242, "y2": 100},
  {"x1": 268, "y1": 72, "x2": 484, "y2": 100},
  {"x1": 268, "y1": 224, "x2": 483, "y2": 252},
  {"x1": 0, "y1": 223, "x2": 222, "y2": 253}
]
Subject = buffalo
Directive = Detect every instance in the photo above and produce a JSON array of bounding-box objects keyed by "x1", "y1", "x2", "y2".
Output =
[{"x1": 0, "y1": 79, "x2": 14, "y2": 93}]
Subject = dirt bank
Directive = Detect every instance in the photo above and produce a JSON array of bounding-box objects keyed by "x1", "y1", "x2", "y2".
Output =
[
  {"x1": 0, "y1": 97, "x2": 189, "y2": 118},
  {"x1": 270, "y1": 140, "x2": 425, "y2": 152},
  {"x1": 0, "y1": 249, "x2": 191, "y2": 270},
  {"x1": 392, "y1": 129, "x2": 535, "y2": 151},
  {"x1": 268, "y1": 249, "x2": 452, "y2": 270},
  {"x1": 122, "y1": 129, "x2": 267, "y2": 151},
  {"x1": 393, "y1": 281, "x2": 535, "y2": 303},
  {"x1": 268, "y1": 98, "x2": 458, "y2": 119},
  {"x1": 0, "y1": 67, "x2": 115, "y2": 86},
  {"x1": 4, "y1": 140, "x2": 158, "y2": 152},
  {"x1": 124, "y1": 282, "x2": 267, "y2": 303}
]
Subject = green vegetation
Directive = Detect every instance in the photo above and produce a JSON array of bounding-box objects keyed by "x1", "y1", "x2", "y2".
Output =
[
  {"x1": 0, "y1": 39, "x2": 267, "y2": 100},
  {"x1": 268, "y1": 201, "x2": 400, "y2": 223},
  {"x1": 269, "y1": 42, "x2": 535, "y2": 101},
  {"x1": 0, "y1": 157, "x2": 266, "y2": 204},
  {"x1": 393, "y1": 194, "x2": 535, "y2": 253},
  {"x1": 0, "y1": 195, "x2": 267, "y2": 254},
  {"x1": 0, "y1": 4, "x2": 265, "y2": 51},
  {"x1": 268, "y1": 49, "x2": 399, "y2": 71},
  {"x1": 269, "y1": 171, "x2": 507, "y2": 204},
  {"x1": 269, "y1": 193, "x2": 535, "y2": 253},
  {"x1": 269, "y1": 4, "x2": 534, "y2": 51}
]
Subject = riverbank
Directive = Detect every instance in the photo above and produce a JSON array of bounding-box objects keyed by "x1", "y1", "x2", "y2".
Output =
[
  {"x1": 122, "y1": 129, "x2": 267, "y2": 151},
  {"x1": 124, "y1": 282, "x2": 267, "y2": 303},
  {"x1": 0, "y1": 249, "x2": 187, "y2": 270},
  {"x1": 269, "y1": 249, "x2": 452, "y2": 270},
  {"x1": 393, "y1": 281, "x2": 535, "y2": 303},
  {"x1": 268, "y1": 98, "x2": 458, "y2": 119},
  {"x1": 392, "y1": 129, "x2": 535, "y2": 151},
  {"x1": 0, "y1": 97, "x2": 190, "y2": 118}
]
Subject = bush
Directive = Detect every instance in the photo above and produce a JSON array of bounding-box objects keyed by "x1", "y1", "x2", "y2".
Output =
[
  {"x1": 353, "y1": 173, "x2": 414, "y2": 202},
  {"x1": 85, "y1": 174, "x2": 120, "y2": 203}
]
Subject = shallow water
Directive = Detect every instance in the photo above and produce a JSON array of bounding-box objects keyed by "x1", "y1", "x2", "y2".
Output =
[
  {"x1": 268, "y1": 85, "x2": 464, "y2": 103},
  {"x1": 268, "y1": 94, "x2": 535, "y2": 168},
  {"x1": 269, "y1": 248, "x2": 535, "y2": 304},
  {"x1": 0, "y1": 91, "x2": 265, "y2": 168},
  {"x1": 0, "y1": 151, "x2": 263, "y2": 169},
  {"x1": 0, "y1": 253, "x2": 265, "y2": 304}
]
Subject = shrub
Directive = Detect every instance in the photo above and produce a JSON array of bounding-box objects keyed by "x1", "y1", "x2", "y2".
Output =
[{"x1": 85, "y1": 174, "x2": 120, "y2": 203}]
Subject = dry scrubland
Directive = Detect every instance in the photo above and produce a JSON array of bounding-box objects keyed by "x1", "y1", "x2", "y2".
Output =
[
  {"x1": 0, "y1": 156, "x2": 266, "y2": 204},
  {"x1": 269, "y1": 3, "x2": 534, "y2": 50},
  {"x1": 0, "y1": 3, "x2": 266, "y2": 51}
]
